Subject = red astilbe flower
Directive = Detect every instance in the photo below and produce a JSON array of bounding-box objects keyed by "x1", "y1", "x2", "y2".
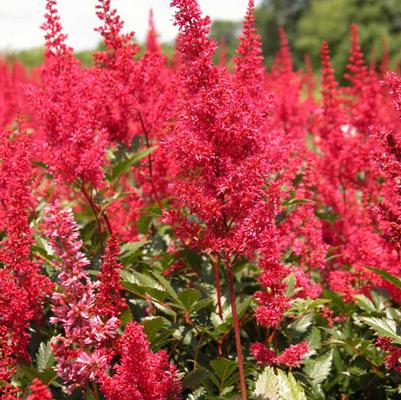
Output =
[
  {"x1": 0, "y1": 61, "x2": 27, "y2": 127},
  {"x1": 27, "y1": 379, "x2": 53, "y2": 400},
  {"x1": 251, "y1": 342, "x2": 309, "y2": 368},
  {"x1": 376, "y1": 337, "x2": 401, "y2": 373},
  {"x1": 27, "y1": 0, "x2": 109, "y2": 186},
  {"x1": 233, "y1": 0, "x2": 265, "y2": 98},
  {"x1": 100, "y1": 321, "x2": 181, "y2": 400},
  {"x1": 320, "y1": 41, "x2": 343, "y2": 130},
  {"x1": 95, "y1": 0, "x2": 177, "y2": 203},
  {"x1": 308, "y1": 40, "x2": 393, "y2": 301},
  {"x1": 97, "y1": 235, "x2": 127, "y2": 319},
  {"x1": 168, "y1": 2, "x2": 286, "y2": 397},
  {"x1": 94, "y1": 0, "x2": 139, "y2": 143},
  {"x1": 344, "y1": 24, "x2": 385, "y2": 133},
  {"x1": 167, "y1": 0, "x2": 276, "y2": 258},
  {"x1": 0, "y1": 129, "x2": 52, "y2": 398}
]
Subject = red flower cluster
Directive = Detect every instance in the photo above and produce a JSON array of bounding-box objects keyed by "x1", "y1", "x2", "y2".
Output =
[{"x1": 251, "y1": 342, "x2": 310, "y2": 368}]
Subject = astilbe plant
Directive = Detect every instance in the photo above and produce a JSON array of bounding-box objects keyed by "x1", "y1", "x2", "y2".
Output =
[
  {"x1": 43, "y1": 205, "x2": 120, "y2": 392},
  {"x1": 99, "y1": 321, "x2": 181, "y2": 400},
  {"x1": 0, "y1": 128, "x2": 52, "y2": 399},
  {"x1": 43, "y1": 204, "x2": 181, "y2": 399},
  {"x1": 165, "y1": 1, "x2": 311, "y2": 398},
  {"x1": 5, "y1": 0, "x2": 401, "y2": 398}
]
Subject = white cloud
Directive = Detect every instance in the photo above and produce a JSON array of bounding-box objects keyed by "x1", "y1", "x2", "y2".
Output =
[{"x1": 0, "y1": 0, "x2": 262, "y2": 51}]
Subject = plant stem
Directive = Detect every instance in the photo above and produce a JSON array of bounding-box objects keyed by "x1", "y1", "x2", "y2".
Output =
[
  {"x1": 91, "y1": 381, "x2": 100, "y2": 400},
  {"x1": 226, "y1": 256, "x2": 247, "y2": 400},
  {"x1": 136, "y1": 108, "x2": 162, "y2": 208},
  {"x1": 213, "y1": 256, "x2": 223, "y2": 320},
  {"x1": 82, "y1": 183, "x2": 104, "y2": 254},
  {"x1": 213, "y1": 255, "x2": 224, "y2": 356}
]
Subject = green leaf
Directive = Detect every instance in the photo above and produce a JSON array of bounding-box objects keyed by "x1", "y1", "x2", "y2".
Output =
[
  {"x1": 210, "y1": 358, "x2": 237, "y2": 385},
  {"x1": 304, "y1": 349, "x2": 333, "y2": 385},
  {"x1": 143, "y1": 316, "x2": 166, "y2": 342},
  {"x1": 120, "y1": 307, "x2": 133, "y2": 327},
  {"x1": 355, "y1": 294, "x2": 377, "y2": 312},
  {"x1": 282, "y1": 198, "x2": 313, "y2": 207},
  {"x1": 183, "y1": 368, "x2": 212, "y2": 390},
  {"x1": 284, "y1": 273, "x2": 298, "y2": 297},
  {"x1": 178, "y1": 288, "x2": 201, "y2": 311},
  {"x1": 110, "y1": 145, "x2": 157, "y2": 183},
  {"x1": 277, "y1": 370, "x2": 307, "y2": 400},
  {"x1": 288, "y1": 313, "x2": 313, "y2": 335},
  {"x1": 360, "y1": 317, "x2": 401, "y2": 345},
  {"x1": 36, "y1": 341, "x2": 55, "y2": 372},
  {"x1": 306, "y1": 327, "x2": 322, "y2": 351},
  {"x1": 367, "y1": 267, "x2": 401, "y2": 290},
  {"x1": 151, "y1": 271, "x2": 180, "y2": 302},
  {"x1": 254, "y1": 367, "x2": 279, "y2": 400}
]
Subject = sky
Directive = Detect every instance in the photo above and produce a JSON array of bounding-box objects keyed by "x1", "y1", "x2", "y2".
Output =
[{"x1": 0, "y1": 0, "x2": 262, "y2": 52}]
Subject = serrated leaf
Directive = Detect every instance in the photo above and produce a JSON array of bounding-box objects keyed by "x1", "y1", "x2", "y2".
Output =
[
  {"x1": 254, "y1": 367, "x2": 279, "y2": 400},
  {"x1": 355, "y1": 294, "x2": 377, "y2": 312},
  {"x1": 151, "y1": 271, "x2": 180, "y2": 302},
  {"x1": 288, "y1": 313, "x2": 313, "y2": 334},
  {"x1": 36, "y1": 341, "x2": 54, "y2": 372},
  {"x1": 306, "y1": 327, "x2": 321, "y2": 351},
  {"x1": 304, "y1": 349, "x2": 333, "y2": 385},
  {"x1": 277, "y1": 370, "x2": 307, "y2": 400},
  {"x1": 360, "y1": 317, "x2": 401, "y2": 344}
]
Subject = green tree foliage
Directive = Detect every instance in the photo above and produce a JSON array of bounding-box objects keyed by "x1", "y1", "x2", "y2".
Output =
[
  {"x1": 296, "y1": 0, "x2": 401, "y2": 76},
  {"x1": 210, "y1": 0, "x2": 401, "y2": 78}
]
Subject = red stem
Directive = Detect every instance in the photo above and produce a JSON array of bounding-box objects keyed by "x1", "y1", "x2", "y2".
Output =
[{"x1": 226, "y1": 256, "x2": 248, "y2": 400}]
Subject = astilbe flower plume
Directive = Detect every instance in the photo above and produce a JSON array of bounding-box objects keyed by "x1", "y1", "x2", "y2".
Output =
[
  {"x1": 26, "y1": 379, "x2": 53, "y2": 400},
  {"x1": 251, "y1": 341, "x2": 309, "y2": 368},
  {"x1": 27, "y1": 0, "x2": 109, "y2": 186},
  {"x1": 43, "y1": 205, "x2": 119, "y2": 391},
  {"x1": 168, "y1": 2, "x2": 294, "y2": 397},
  {"x1": 0, "y1": 129, "x2": 52, "y2": 398},
  {"x1": 97, "y1": 235, "x2": 127, "y2": 319},
  {"x1": 376, "y1": 337, "x2": 401, "y2": 373},
  {"x1": 95, "y1": 0, "x2": 177, "y2": 204},
  {"x1": 99, "y1": 321, "x2": 181, "y2": 400}
]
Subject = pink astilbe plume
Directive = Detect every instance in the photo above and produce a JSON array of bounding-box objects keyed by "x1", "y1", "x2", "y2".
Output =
[
  {"x1": 43, "y1": 205, "x2": 119, "y2": 391},
  {"x1": 100, "y1": 322, "x2": 181, "y2": 400}
]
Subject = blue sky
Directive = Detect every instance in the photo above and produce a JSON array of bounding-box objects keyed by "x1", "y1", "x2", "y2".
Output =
[{"x1": 0, "y1": 0, "x2": 262, "y2": 51}]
